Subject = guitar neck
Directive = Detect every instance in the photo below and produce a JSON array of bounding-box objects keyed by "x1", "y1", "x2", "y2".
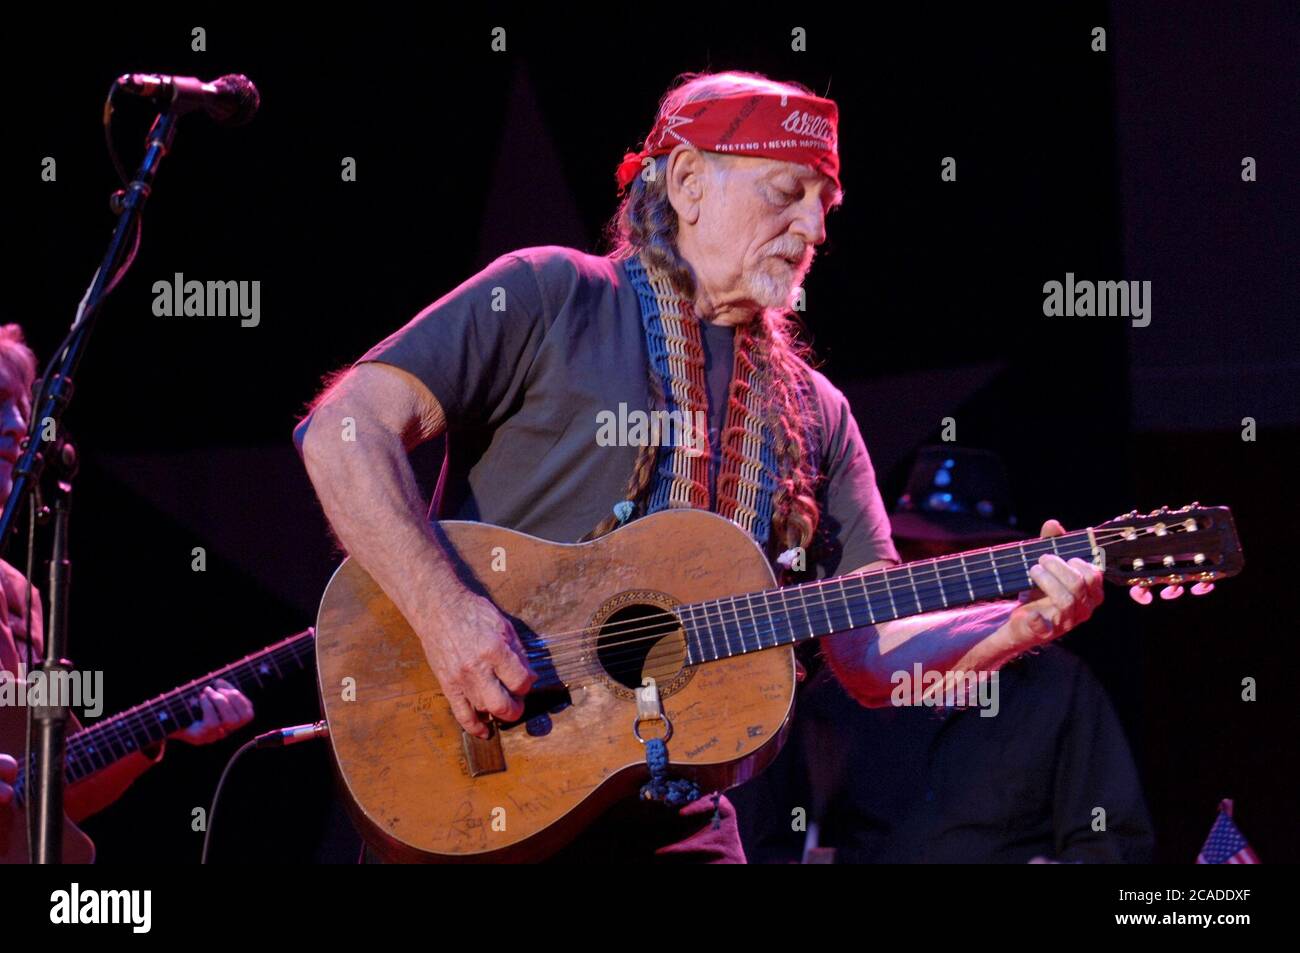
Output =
[
  {"x1": 17, "y1": 628, "x2": 315, "y2": 798},
  {"x1": 679, "y1": 530, "x2": 1097, "y2": 664}
]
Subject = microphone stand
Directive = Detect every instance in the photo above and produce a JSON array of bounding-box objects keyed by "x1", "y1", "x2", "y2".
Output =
[
  {"x1": 29, "y1": 440, "x2": 77, "y2": 864},
  {"x1": 5, "y1": 108, "x2": 180, "y2": 863}
]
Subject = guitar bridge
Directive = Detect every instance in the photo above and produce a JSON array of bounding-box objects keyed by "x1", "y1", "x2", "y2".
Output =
[{"x1": 462, "y1": 723, "x2": 507, "y2": 777}]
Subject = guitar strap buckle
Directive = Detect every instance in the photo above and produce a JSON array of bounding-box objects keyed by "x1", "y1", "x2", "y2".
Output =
[{"x1": 632, "y1": 676, "x2": 673, "y2": 743}]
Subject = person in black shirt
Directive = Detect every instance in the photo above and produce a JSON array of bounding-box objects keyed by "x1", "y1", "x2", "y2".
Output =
[{"x1": 732, "y1": 448, "x2": 1154, "y2": 863}]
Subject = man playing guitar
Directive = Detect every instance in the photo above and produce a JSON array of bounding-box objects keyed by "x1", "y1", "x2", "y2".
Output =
[{"x1": 296, "y1": 71, "x2": 1104, "y2": 861}]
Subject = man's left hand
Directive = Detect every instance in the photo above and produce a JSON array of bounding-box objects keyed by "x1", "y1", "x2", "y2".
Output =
[{"x1": 1007, "y1": 519, "x2": 1105, "y2": 647}]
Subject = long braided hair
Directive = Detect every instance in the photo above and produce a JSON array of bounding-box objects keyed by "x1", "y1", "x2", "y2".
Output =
[{"x1": 588, "y1": 71, "x2": 825, "y2": 565}]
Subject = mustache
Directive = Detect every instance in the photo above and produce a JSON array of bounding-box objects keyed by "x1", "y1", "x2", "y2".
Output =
[{"x1": 764, "y1": 239, "x2": 814, "y2": 267}]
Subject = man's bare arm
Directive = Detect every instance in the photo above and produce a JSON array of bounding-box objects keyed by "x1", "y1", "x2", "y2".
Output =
[
  {"x1": 298, "y1": 362, "x2": 535, "y2": 737},
  {"x1": 820, "y1": 521, "x2": 1104, "y2": 707},
  {"x1": 298, "y1": 361, "x2": 457, "y2": 614}
]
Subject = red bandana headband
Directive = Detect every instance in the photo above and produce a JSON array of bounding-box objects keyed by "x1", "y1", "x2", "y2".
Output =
[{"x1": 616, "y1": 91, "x2": 841, "y2": 194}]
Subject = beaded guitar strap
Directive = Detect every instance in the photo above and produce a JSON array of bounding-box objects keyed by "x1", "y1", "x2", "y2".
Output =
[
  {"x1": 624, "y1": 253, "x2": 781, "y2": 548},
  {"x1": 623, "y1": 253, "x2": 824, "y2": 812}
]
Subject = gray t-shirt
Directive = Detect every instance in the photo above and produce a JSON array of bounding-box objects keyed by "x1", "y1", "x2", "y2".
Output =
[{"x1": 358, "y1": 245, "x2": 898, "y2": 578}]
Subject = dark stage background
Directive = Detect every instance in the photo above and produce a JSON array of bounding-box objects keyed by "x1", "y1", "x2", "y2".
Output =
[{"x1": 21, "y1": 4, "x2": 1298, "y2": 863}]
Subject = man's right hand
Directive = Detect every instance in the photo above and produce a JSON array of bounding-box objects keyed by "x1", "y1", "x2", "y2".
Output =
[
  {"x1": 299, "y1": 363, "x2": 538, "y2": 739},
  {"x1": 420, "y1": 590, "x2": 538, "y2": 738}
]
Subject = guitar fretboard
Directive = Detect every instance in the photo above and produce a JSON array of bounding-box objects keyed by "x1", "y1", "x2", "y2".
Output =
[
  {"x1": 14, "y1": 628, "x2": 315, "y2": 802},
  {"x1": 679, "y1": 532, "x2": 1095, "y2": 663}
]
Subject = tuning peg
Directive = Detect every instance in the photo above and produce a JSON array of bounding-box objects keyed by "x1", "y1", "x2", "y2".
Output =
[
  {"x1": 1159, "y1": 584, "x2": 1185, "y2": 600},
  {"x1": 1128, "y1": 585, "x2": 1153, "y2": 605},
  {"x1": 1191, "y1": 581, "x2": 1215, "y2": 596}
]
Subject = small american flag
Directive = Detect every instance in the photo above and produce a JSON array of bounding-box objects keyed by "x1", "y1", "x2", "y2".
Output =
[{"x1": 1196, "y1": 798, "x2": 1260, "y2": 864}]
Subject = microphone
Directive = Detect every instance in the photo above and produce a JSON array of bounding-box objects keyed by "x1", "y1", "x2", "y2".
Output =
[
  {"x1": 114, "y1": 73, "x2": 261, "y2": 126},
  {"x1": 254, "y1": 721, "x2": 329, "y2": 748}
]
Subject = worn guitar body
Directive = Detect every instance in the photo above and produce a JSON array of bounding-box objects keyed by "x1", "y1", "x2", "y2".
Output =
[
  {"x1": 0, "y1": 704, "x2": 95, "y2": 864},
  {"x1": 317, "y1": 501, "x2": 1244, "y2": 863},
  {"x1": 316, "y1": 509, "x2": 792, "y2": 863}
]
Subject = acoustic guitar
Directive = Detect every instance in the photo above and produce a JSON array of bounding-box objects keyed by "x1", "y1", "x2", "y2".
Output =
[
  {"x1": 0, "y1": 627, "x2": 315, "y2": 863},
  {"x1": 315, "y1": 504, "x2": 1242, "y2": 863}
]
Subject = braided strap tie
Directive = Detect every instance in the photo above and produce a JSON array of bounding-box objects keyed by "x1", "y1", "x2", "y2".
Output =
[{"x1": 638, "y1": 737, "x2": 701, "y2": 807}]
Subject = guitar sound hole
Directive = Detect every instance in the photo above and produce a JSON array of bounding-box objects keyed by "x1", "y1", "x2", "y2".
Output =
[{"x1": 596, "y1": 604, "x2": 686, "y2": 691}]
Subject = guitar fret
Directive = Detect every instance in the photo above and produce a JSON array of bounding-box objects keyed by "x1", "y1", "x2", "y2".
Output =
[
  {"x1": 735, "y1": 598, "x2": 752, "y2": 656},
  {"x1": 712, "y1": 598, "x2": 733, "y2": 657},
  {"x1": 839, "y1": 577, "x2": 858, "y2": 629},
  {"x1": 264, "y1": 652, "x2": 283, "y2": 680},
  {"x1": 776, "y1": 587, "x2": 798, "y2": 644},
  {"x1": 928, "y1": 560, "x2": 947, "y2": 608},
  {"x1": 82, "y1": 735, "x2": 108, "y2": 770},
  {"x1": 960, "y1": 554, "x2": 975, "y2": 601},
  {"x1": 713, "y1": 601, "x2": 734, "y2": 658},
  {"x1": 790, "y1": 582, "x2": 811, "y2": 634},
  {"x1": 681, "y1": 603, "x2": 702, "y2": 660},
  {"x1": 751, "y1": 592, "x2": 771, "y2": 649},
  {"x1": 883, "y1": 570, "x2": 899, "y2": 617},
  {"x1": 725, "y1": 596, "x2": 742, "y2": 653},
  {"x1": 754, "y1": 590, "x2": 769, "y2": 650},
  {"x1": 727, "y1": 596, "x2": 747, "y2": 655},
  {"x1": 741, "y1": 595, "x2": 758, "y2": 652},
  {"x1": 681, "y1": 603, "x2": 699, "y2": 661},
  {"x1": 903, "y1": 562, "x2": 920, "y2": 613},
  {"x1": 702, "y1": 598, "x2": 722, "y2": 657},
  {"x1": 101, "y1": 727, "x2": 126, "y2": 761},
  {"x1": 979, "y1": 550, "x2": 1002, "y2": 599},
  {"x1": 693, "y1": 602, "x2": 710, "y2": 661},
  {"x1": 860, "y1": 575, "x2": 876, "y2": 625},
  {"x1": 819, "y1": 585, "x2": 835, "y2": 634},
  {"x1": 246, "y1": 658, "x2": 266, "y2": 690},
  {"x1": 771, "y1": 590, "x2": 788, "y2": 645},
  {"x1": 720, "y1": 596, "x2": 737, "y2": 655},
  {"x1": 115, "y1": 723, "x2": 142, "y2": 756},
  {"x1": 731, "y1": 596, "x2": 751, "y2": 653},
  {"x1": 718, "y1": 597, "x2": 736, "y2": 655}
]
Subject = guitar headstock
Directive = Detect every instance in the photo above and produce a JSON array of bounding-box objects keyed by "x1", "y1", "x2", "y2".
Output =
[{"x1": 1093, "y1": 504, "x2": 1243, "y2": 597}]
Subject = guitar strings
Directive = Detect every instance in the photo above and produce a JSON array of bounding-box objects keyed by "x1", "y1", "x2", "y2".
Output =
[
  {"x1": 535, "y1": 525, "x2": 1207, "y2": 684},
  {"x1": 36, "y1": 525, "x2": 1195, "y2": 761},
  {"x1": 512, "y1": 528, "x2": 1144, "y2": 669},
  {"x1": 71, "y1": 525, "x2": 1195, "y2": 752},
  {"x1": 506, "y1": 571, "x2": 1108, "y2": 688}
]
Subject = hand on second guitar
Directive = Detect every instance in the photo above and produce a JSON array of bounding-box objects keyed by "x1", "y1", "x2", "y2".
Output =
[
  {"x1": 170, "y1": 678, "x2": 255, "y2": 745},
  {"x1": 0, "y1": 679, "x2": 256, "y2": 809}
]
